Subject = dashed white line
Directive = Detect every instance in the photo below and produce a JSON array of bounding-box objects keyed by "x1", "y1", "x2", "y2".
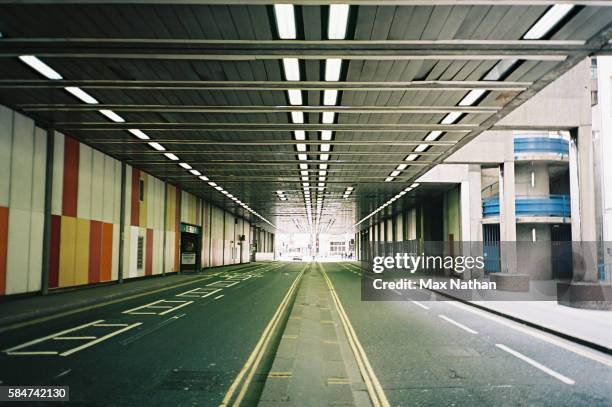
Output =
[
  {"x1": 411, "y1": 300, "x2": 430, "y2": 310},
  {"x1": 158, "y1": 301, "x2": 193, "y2": 316},
  {"x1": 438, "y1": 315, "x2": 478, "y2": 335},
  {"x1": 495, "y1": 344, "x2": 576, "y2": 385},
  {"x1": 214, "y1": 295, "x2": 225, "y2": 300}
]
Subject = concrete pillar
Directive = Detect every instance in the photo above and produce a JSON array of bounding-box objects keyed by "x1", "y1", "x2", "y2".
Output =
[{"x1": 499, "y1": 161, "x2": 518, "y2": 275}]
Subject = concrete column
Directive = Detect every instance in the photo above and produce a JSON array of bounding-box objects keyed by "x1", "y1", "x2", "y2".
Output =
[
  {"x1": 499, "y1": 161, "x2": 517, "y2": 274},
  {"x1": 572, "y1": 127, "x2": 599, "y2": 282},
  {"x1": 461, "y1": 164, "x2": 483, "y2": 242}
]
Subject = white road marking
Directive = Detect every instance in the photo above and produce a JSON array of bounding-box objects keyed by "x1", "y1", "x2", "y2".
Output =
[
  {"x1": 53, "y1": 336, "x2": 97, "y2": 340},
  {"x1": 3, "y1": 320, "x2": 104, "y2": 354},
  {"x1": 158, "y1": 301, "x2": 193, "y2": 316},
  {"x1": 6, "y1": 351, "x2": 58, "y2": 356},
  {"x1": 93, "y1": 323, "x2": 128, "y2": 327},
  {"x1": 214, "y1": 295, "x2": 225, "y2": 300},
  {"x1": 60, "y1": 323, "x2": 142, "y2": 357},
  {"x1": 411, "y1": 300, "x2": 430, "y2": 310},
  {"x1": 448, "y1": 301, "x2": 612, "y2": 368},
  {"x1": 176, "y1": 287, "x2": 221, "y2": 298},
  {"x1": 122, "y1": 300, "x2": 165, "y2": 314},
  {"x1": 495, "y1": 344, "x2": 576, "y2": 385},
  {"x1": 438, "y1": 315, "x2": 478, "y2": 335}
]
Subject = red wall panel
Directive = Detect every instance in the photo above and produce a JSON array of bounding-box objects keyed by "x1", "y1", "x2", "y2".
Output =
[
  {"x1": 62, "y1": 137, "x2": 79, "y2": 217},
  {"x1": 145, "y1": 228, "x2": 153, "y2": 276}
]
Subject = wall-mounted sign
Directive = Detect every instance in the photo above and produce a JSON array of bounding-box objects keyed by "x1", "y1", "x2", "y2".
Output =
[
  {"x1": 181, "y1": 223, "x2": 201, "y2": 234},
  {"x1": 181, "y1": 253, "x2": 196, "y2": 265}
]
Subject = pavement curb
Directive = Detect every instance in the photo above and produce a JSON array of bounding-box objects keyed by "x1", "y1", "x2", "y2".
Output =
[
  {"x1": 430, "y1": 288, "x2": 612, "y2": 356},
  {"x1": 0, "y1": 274, "x2": 210, "y2": 329}
]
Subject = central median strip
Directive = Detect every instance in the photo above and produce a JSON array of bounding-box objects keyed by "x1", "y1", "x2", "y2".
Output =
[
  {"x1": 319, "y1": 262, "x2": 390, "y2": 407},
  {"x1": 220, "y1": 264, "x2": 306, "y2": 407}
]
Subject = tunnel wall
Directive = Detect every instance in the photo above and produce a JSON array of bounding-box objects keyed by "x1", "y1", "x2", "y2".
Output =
[{"x1": 0, "y1": 105, "x2": 260, "y2": 297}]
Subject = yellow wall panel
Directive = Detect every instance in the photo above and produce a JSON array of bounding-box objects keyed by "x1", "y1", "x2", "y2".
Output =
[
  {"x1": 58, "y1": 216, "x2": 77, "y2": 288},
  {"x1": 74, "y1": 218, "x2": 90, "y2": 286},
  {"x1": 166, "y1": 184, "x2": 176, "y2": 231}
]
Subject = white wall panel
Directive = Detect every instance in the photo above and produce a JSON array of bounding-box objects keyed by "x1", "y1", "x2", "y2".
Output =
[
  {"x1": 76, "y1": 144, "x2": 92, "y2": 219},
  {"x1": 51, "y1": 132, "x2": 64, "y2": 216},
  {"x1": 0, "y1": 106, "x2": 13, "y2": 207}
]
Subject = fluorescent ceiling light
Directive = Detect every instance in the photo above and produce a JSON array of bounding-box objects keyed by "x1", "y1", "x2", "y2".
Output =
[
  {"x1": 459, "y1": 89, "x2": 486, "y2": 106},
  {"x1": 301, "y1": 170, "x2": 309, "y2": 176},
  {"x1": 215, "y1": 186, "x2": 223, "y2": 191},
  {"x1": 128, "y1": 129, "x2": 150, "y2": 140},
  {"x1": 149, "y1": 143, "x2": 166, "y2": 151},
  {"x1": 406, "y1": 154, "x2": 419, "y2": 161},
  {"x1": 208, "y1": 181, "x2": 217, "y2": 187},
  {"x1": 274, "y1": 4, "x2": 296, "y2": 39},
  {"x1": 390, "y1": 171, "x2": 400, "y2": 177},
  {"x1": 283, "y1": 58, "x2": 300, "y2": 81},
  {"x1": 415, "y1": 144, "x2": 429, "y2": 152},
  {"x1": 190, "y1": 169, "x2": 201, "y2": 176},
  {"x1": 148, "y1": 142, "x2": 165, "y2": 151},
  {"x1": 319, "y1": 176, "x2": 325, "y2": 182},
  {"x1": 441, "y1": 111, "x2": 462, "y2": 124},
  {"x1": 484, "y1": 59, "x2": 518, "y2": 81},
  {"x1": 385, "y1": 177, "x2": 394, "y2": 182},
  {"x1": 320, "y1": 163, "x2": 328, "y2": 170},
  {"x1": 288, "y1": 89, "x2": 302, "y2": 105},
  {"x1": 346, "y1": 187, "x2": 354, "y2": 191},
  {"x1": 302, "y1": 176, "x2": 309, "y2": 181},
  {"x1": 99, "y1": 109, "x2": 125, "y2": 122},
  {"x1": 322, "y1": 112, "x2": 335, "y2": 124},
  {"x1": 222, "y1": 190, "x2": 229, "y2": 195},
  {"x1": 300, "y1": 163, "x2": 308, "y2": 170},
  {"x1": 294, "y1": 130, "x2": 306, "y2": 140},
  {"x1": 164, "y1": 153, "x2": 179, "y2": 161},
  {"x1": 523, "y1": 5, "x2": 573, "y2": 40},
  {"x1": 199, "y1": 175, "x2": 209, "y2": 181},
  {"x1": 325, "y1": 58, "x2": 342, "y2": 81},
  {"x1": 19, "y1": 55, "x2": 62, "y2": 80},
  {"x1": 328, "y1": 4, "x2": 350, "y2": 39},
  {"x1": 404, "y1": 187, "x2": 413, "y2": 192},
  {"x1": 396, "y1": 164, "x2": 408, "y2": 170},
  {"x1": 298, "y1": 153, "x2": 308, "y2": 161},
  {"x1": 321, "y1": 130, "x2": 332, "y2": 141},
  {"x1": 231, "y1": 197, "x2": 238, "y2": 201},
  {"x1": 323, "y1": 90, "x2": 338, "y2": 106},
  {"x1": 425, "y1": 130, "x2": 443, "y2": 141},
  {"x1": 319, "y1": 170, "x2": 327, "y2": 176},
  {"x1": 291, "y1": 111, "x2": 304, "y2": 124},
  {"x1": 65, "y1": 86, "x2": 98, "y2": 104},
  {"x1": 276, "y1": 190, "x2": 284, "y2": 194},
  {"x1": 320, "y1": 154, "x2": 329, "y2": 161},
  {"x1": 179, "y1": 162, "x2": 192, "y2": 170},
  {"x1": 320, "y1": 144, "x2": 330, "y2": 152},
  {"x1": 411, "y1": 183, "x2": 420, "y2": 188},
  {"x1": 296, "y1": 143, "x2": 307, "y2": 152},
  {"x1": 318, "y1": 182, "x2": 324, "y2": 187}
]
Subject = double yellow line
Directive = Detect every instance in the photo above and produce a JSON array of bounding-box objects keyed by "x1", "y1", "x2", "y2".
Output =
[
  {"x1": 319, "y1": 263, "x2": 390, "y2": 407},
  {"x1": 220, "y1": 264, "x2": 306, "y2": 407}
]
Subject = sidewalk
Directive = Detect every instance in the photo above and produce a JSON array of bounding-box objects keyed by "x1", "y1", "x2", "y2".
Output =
[
  {"x1": 469, "y1": 300, "x2": 612, "y2": 351},
  {"x1": 0, "y1": 263, "x2": 256, "y2": 330}
]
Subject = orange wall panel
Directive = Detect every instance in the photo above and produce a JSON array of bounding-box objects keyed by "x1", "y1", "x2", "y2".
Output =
[{"x1": 88, "y1": 220, "x2": 102, "y2": 284}]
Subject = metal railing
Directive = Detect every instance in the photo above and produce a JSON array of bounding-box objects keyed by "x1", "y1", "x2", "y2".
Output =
[
  {"x1": 482, "y1": 195, "x2": 571, "y2": 218},
  {"x1": 514, "y1": 137, "x2": 569, "y2": 155}
]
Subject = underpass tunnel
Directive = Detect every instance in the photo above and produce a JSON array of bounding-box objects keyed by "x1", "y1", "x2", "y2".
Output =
[{"x1": 0, "y1": 2, "x2": 611, "y2": 406}]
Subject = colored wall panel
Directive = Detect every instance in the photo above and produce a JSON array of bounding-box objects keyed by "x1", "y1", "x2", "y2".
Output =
[
  {"x1": 75, "y1": 218, "x2": 90, "y2": 286},
  {"x1": 139, "y1": 174, "x2": 147, "y2": 228},
  {"x1": 131, "y1": 168, "x2": 140, "y2": 227},
  {"x1": 145, "y1": 228, "x2": 153, "y2": 276},
  {"x1": 59, "y1": 216, "x2": 77, "y2": 288},
  {"x1": 0, "y1": 107, "x2": 13, "y2": 208},
  {"x1": 89, "y1": 220, "x2": 102, "y2": 284},
  {"x1": 62, "y1": 137, "x2": 79, "y2": 217},
  {"x1": 49, "y1": 215, "x2": 61, "y2": 289},
  {"x1": 0, "y1": 206, "x2": 8, "y2": 295},
  {"x1": 101, "y1": 223, "x2": 113, "y2": 282}
]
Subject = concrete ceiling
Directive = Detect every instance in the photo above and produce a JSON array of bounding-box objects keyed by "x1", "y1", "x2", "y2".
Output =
[{"x1": 0, "y1": 1, "x2": 610, "y2": 234}]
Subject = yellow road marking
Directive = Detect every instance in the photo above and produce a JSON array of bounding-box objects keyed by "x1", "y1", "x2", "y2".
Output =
[
  {"x1": 319, "y1": 263, "x2": 390, "y2": 407},
  {"x1": 220, "y1": 264, "x2": 306, "y2": 407}
]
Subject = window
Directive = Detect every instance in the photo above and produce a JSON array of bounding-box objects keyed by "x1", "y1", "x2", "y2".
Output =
[{"x1": 139, "y1": 179, "x2": 145, "y2": 202}]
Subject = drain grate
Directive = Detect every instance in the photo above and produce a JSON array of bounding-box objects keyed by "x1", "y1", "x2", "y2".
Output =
[{"x1": 156, "y1": 370, "x2": 222, "y2": 392}]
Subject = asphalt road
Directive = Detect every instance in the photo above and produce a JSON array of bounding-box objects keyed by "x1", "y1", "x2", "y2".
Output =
[
  {"x1": 322, "y1": 262, "x2": 612, "y2": 407},
  {"x1": 0, "y1": 262, "x2": 303, "y2": 407}
]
